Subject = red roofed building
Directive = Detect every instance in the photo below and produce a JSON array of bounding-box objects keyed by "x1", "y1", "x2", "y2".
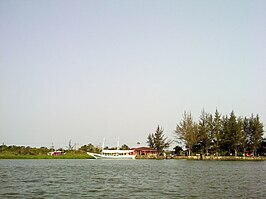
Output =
[{"x1": 132, "y1": 147, "x2": 158, "y2": 156}]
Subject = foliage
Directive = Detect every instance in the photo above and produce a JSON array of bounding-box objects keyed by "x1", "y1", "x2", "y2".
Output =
[
  {"x1": 147, "y1": 134, "x2": 155, "y2": 148},
  {"x1": 0, "y1": 143, "x2": 100, "y2": 159},
  {"x1": 247, "y1": 114, "x2": 264, "y2": 156},
  {"x1": 258, "y1": 138, "x2": 266, "y2": 155},
  {"x1": 120, "y1": 144, "x2": 130, "y2": 150},
  {"x1": 79, "y1": 143, "x2": 101, "y2": 153},
  {"x1": 175, "y1": 109, "x2": 265, "y2": 156},
  {"x1": 212, "y1": 109, "x2": 222, "y2": 156},
  {"x1": 0, "y1": 145, "x2": 50, "y2": 156},
  {"x1": 198, "y1": 110, "x2": 213, "y2": 155},
  {"x1": 147, "y1": 125, "x2": 170, "y2": 153},
  {"x1": 173, "y1": 145, "x2": 183, "y2": 155},
  {"x1": 175, "y1": 111, "x2": 199, "y2": 156}
]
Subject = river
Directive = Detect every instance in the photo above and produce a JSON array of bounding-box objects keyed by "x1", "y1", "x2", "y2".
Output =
[{"x1": 0, "y1": 159, "x2": 265, "y2": 198}]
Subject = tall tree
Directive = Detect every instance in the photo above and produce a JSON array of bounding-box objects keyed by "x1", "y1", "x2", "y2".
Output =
[
  {"x1": 147, "y1": 133, "x2": 155, "y2": 148},
  {"x1": 241, "y1": 117, "x2": 250, "y2": 156},
  {"x1": 212, "y1": 109, "x2": 222, "y2": 156},
  {"x1": 175, "y1": 111, "x2": 199, "y2": 156},
  {"x1": 235, "y1": 117, "x2": 245, "y2": 156},
  {"x1": 147, "y1": 126, "x2": 170, "y2": 154},
  {"x1": 198, "y1": 109, "x2": 212, "y2": 155},
  {"x1": 227, "y1": 111, "x2": 243, "y2": 156},
  {"x1": 220, "y1": 115, "x2": 231, "y2": 155},
  {"x1": 248, "y1": 114, "x2": 264, "y2": 156},
  {"x1": 258, "y1": 138, "x2": 266, "y2": 156}
]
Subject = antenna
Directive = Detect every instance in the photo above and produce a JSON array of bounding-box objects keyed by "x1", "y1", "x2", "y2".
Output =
[
  {"x1": 102, "y1": 138, "x2": 105, "y2": 150},
  {"x1": 117, "y1": 137, "x2": 120, "y2": 150},
  {"x1": 51, "y1": 142, "x2": 55, "y2": 151}
]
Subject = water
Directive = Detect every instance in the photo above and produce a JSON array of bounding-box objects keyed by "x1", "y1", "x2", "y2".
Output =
[{"x1": 0, "y1": 159, "x2": 265, "y2": 198}]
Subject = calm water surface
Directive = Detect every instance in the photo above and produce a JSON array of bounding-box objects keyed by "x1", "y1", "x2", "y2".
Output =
[{"x1": 0, "y1": 159, "x2": 265, "y2": 198}]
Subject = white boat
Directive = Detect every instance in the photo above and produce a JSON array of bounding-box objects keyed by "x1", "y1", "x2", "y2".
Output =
[
  {"x1": 87, "y1": 149, "x2": 136, "y2": 159},
  {"x1": 87, "y1": 137, "x2": 136, "y2": 159}
]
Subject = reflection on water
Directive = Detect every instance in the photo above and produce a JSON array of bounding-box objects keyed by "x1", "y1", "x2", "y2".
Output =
[{"x1": 0, "y1": 159, "x2": 265, "y2": 198}]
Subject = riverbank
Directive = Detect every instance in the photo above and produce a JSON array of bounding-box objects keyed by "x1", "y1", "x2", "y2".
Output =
[
  {"x1": 1, "y1": 153, "x2": 265, "y2": 160},
  {"x1": 136, "y1": 155, "x2": 266, "y2": 161},
  {"x1": 171, "y1": 155, "x2": 266, "y2": 161},
  {"x1": 0, "y1": 152, "x2": 95, "y2": 159}
]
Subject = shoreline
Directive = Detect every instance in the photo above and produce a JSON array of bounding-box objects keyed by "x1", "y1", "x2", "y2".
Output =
[
  {"x1": 1, "y1": 154, "x2": 265, "y2": 161},
  {"x1": 0, "y1": 153, "x2": 95, "y2": 159},
  {"x1": 171, "y1": 155, "x2": 266, "y2": 161},
  {"x1": 136, "y1": 155, "x2": 266, "y2": 161}
]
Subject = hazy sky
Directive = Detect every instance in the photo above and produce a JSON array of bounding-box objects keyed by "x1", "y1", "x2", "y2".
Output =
[{"x1": 0, "y1": 0, "x2": 265, "y2": 149}]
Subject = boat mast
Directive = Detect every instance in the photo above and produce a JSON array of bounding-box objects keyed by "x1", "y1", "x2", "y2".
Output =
[
  {"x1": 102, "y1": 138, "x2": 105, "y2": 153},
  {"x1": 117, "y1": 137, "x2": 119, "y2": 150}
]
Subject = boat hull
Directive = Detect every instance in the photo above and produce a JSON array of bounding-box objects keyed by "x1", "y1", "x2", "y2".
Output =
[{"x1": 87, "y1": 152, "x2": 136, "y2": 160}]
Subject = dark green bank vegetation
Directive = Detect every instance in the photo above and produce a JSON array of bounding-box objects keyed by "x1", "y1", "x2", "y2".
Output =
[
  {"x1": 175, "y1": 109, "x2": 266, "y2": 157},
  {"x1": 0, "y1": 144, "x2": 95, "y2": 159},
  {"x1": 0, "y1": 141, "x2": 132, "y2": 159}
]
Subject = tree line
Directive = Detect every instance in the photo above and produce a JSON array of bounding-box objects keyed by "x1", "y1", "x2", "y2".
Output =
[
  {"x1": 0, "y1": 143, "x2": 131, "y2": 156},
  {"x1": 1, "y1": 109, "x2": 265, "y2": 157},
  {"x1": 175, "y1": 109, "x2": 265, "y2": 156}
]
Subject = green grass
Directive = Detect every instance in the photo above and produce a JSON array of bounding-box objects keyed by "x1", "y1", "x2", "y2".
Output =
[{"x1": 0, "y1": 152, "x2": 95, "y2": 159}]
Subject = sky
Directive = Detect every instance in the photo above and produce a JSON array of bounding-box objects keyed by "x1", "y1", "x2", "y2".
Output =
[{"x1": 0, "y1": 0, "x2": 265, "y2": 149}]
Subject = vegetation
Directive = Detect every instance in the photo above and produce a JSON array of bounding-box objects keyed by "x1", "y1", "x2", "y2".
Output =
[
  {"x1": 175, "y1": 109, "x2": 265, "y2": 157},
  {"x1": 0, "y1": 142, "x2": 130, "y2": 159},
  {"x1": 79, "y1": 143, "x2": 101, "y2": 153},
  {"x1": 120, "y1": 144, "x2": 130, "y2": 150},
  {"x1": 0, "y1": 152, "x2": 94, "y2": 159},
  {"x1": 0, "y1": 144, "x2": 95, "y2": 159},
  {"x1": 175, "y1": 112, "x2": 199, "y2": 156},
  {"x1": 1, "y1": 110, "x2": 265, "y2": 160},
  {"x1": 173, "y1": 145, "x2": 184, "y2": 156},
  {"x1": 147, "y1": 125, "x2": 170, "y2": 154}
]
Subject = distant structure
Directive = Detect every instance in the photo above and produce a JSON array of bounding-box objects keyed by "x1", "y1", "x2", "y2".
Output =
[
  {"x1": 48, "y1": 151, "x2": 65, "y2": 156},
  {"x1": 132, "y1": 147, "x2": 158, "y2": 157}
]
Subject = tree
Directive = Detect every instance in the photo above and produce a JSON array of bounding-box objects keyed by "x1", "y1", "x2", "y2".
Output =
[
  {"x1": 236, "y1": 117, "x2": 247, "y2": 156},
  {"x1": 147, "y1": 133, "x2": 155, "y2": 148},
  {"x1": 248, "y1": 114, "x2": 264, "y2": 156},
  {"x1": 173, "y1": 145, "x2": 183, "y2": 156},
  {"x1": 79, "y1": 143, "x2": 101, "y2": 153},
  {"x1": 241, "y1": 117, "x2": 250, "y2": 156},
  {"x1": 258, "y1": 137, "x2": 266, "y2": 156},
  {"x1": 212, "y1": 109, "x2": 222, "y2": 156},
  {"x1": 220, "y1": 115, "x2": 231, "y2": 155},
  {"x1": 235, "y1": 117, "x2": 245, "y2": 156},
  {"x1": 175, "y1": 111, "x2": 199, "y2": 156},
  {"x1": 147, "y1": 125, "x2": 170, "y2": 154},
  {"x1": 120, "y1": 144, "x2": 130, "y2": 150},
  {"x1": 67, "y1": 140, "x2": 74, "y2": 151},
  {"x1": 227, "y1": 111, "x2": 243, "y2": 156},
  {"x1": 198, "y1": 109, "x2": 213, "y2": 155}
]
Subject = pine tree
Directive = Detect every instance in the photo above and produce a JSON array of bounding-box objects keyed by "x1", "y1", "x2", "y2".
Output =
[
  {"x1": 228, "y1": 111, "x2": 242, "y2": 156},
  {"x1": 175, "y1": 111, "x2": 199, "y2": 156},
  {"x1": 198, "y1": 109, "x2": 212, "y2": 155},
  {"x1": 212, "y1": 109, "x2": 222, "y2": 156},
  {"x1": 248, "y1": 114, "x2": 264, "y2": 156},
  {"x1": 220, "y1": 115, "x2": 231, "y2": 155},
  {"x1": 147, "y1": 126, "x2": 170, "y2": 154},
  {"x1": 147, "y1": 133, "x2": 155, "y2": 148},
  {"x1": 242, "y1": 117, "x2": 250, "y2": 156}
]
